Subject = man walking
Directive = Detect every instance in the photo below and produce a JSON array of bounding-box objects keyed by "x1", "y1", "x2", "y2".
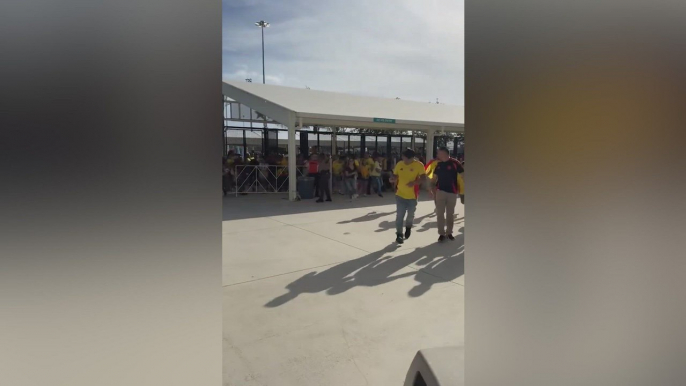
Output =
[
  {"x1": 370, "y1": 155, "x2": 384, "y2": 197},
  {"x1": 316, "y1": 153, "x2": 332, "y2": 202},
  {"x1": 431, "y1": 147, "x2": 464, "y2": 242},
  {"x1": 307, "y1": 153, "x2": 320, "y2": 198},
  {"x1": 389, "y1": 149, "x2": 426, "y2": 244}
]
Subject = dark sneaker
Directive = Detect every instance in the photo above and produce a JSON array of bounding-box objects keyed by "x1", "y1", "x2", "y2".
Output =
[
  {"x1": 438, "y1": 235, "x2": 446, "y2": 243},
  {"x1": 378, "y1": 193, "x2": 383, "y2": 197},
  {"x1": 447, "y1": 234, "x2": 455, "y2": 241},
  {"x1": 316, "y1": 199, "x2": 324, "y2": 203},
  {"x1": 404, "y1": 227, "x2": 412, "y2": 240},
  {"x1": 326, "y1": 198, "x2": 332, "y2": 202},
  {"x1": 396, "y1": 233, "x2": 404, "y2": 244}
]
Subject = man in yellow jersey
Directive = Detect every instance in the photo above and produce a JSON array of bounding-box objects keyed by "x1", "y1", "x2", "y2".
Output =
[
  {"x1": 389, "y1": 148, "x2": 426, "y2": 244},
  {"x1": 370, "y1": 155, "x2": 383, "y2": 197},
  {"x1": 358, "y1": 157, "x2": 370, "y2": 196},
  {"x1": 363, "y1": 153, "x2": 375, "y2": 195}
]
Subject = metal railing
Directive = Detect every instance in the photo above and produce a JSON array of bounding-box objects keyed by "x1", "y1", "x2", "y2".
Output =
[{"x1": 228, "y1": 164, "x2": 306, "y2": 196}]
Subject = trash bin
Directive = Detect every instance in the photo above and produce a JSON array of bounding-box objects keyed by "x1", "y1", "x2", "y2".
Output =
[{"x1": 297, "y1": 176, "x2": 316, "y2": 199}]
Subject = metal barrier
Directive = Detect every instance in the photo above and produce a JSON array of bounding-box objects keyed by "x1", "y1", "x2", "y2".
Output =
[{"x1": 231, "y1": 165, "x2": 306, "y2": 196}]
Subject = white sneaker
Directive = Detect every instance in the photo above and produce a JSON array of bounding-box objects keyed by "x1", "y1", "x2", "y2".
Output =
[{"x1": 352, "y1": 194, "x2": 359, "y2": 200}]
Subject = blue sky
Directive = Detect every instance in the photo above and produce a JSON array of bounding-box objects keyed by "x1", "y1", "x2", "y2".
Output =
[{"x1": 223, "y1": 0, "x2": 464, "y2": 106}]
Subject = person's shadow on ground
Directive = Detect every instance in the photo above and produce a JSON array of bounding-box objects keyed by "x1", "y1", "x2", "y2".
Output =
[
  {"x1": 417, "y1": 216, "x2": 464, "y2": 233},
  {"x1": 375, "y1": 212, "x2": 437, "y2": 233},
  {"x1": 265, "y1": 227, "x2": 465, "y2": 307},
  {"x1": 338, "y1": 211, "x2": 395, "y2": 224},
  {"x1": 264, "y1": 244, "x2": 400, "y2": 307},
  {"x1": 408, "y1": 228, "x2": 464, "y2": 296}
]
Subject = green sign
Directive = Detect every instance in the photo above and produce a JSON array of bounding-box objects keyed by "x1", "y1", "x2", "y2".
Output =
[{"x1": 373, "y1": 117, "x2": 396, "y2": 124}]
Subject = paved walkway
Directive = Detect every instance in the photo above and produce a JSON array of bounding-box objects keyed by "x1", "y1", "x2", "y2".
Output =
[{"x1": 223, "y1": 194, "x2": 464, "y2": 386}]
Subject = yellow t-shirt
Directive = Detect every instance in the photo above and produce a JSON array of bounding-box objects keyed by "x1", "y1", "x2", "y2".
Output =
[
  {"x1": 359, "y1": 164, "x2": 370, "y2": 178},
  {"x1": 278, "y1": 158, "x2": 288, "y2": 176},
  {"x1": 393, "y1": 160, "x2": 426, "y2": 199},
  {"x1": 332, "y1": 160, "x2": 343, "y2": 175},
  {"x1": 370, "y1": 161, "x2": 382, "y2": 177}
]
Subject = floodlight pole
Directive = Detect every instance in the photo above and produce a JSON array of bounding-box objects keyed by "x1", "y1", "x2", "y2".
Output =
[
  {"x1": 255, "y1": 20, "x2": 269, "y2": 84},
  {"x1": 261, "y1": 26, "x2": 265, "y2": 84},
  {"x1": 255, "y1": 20, "x2": 270, "y2": 155}
]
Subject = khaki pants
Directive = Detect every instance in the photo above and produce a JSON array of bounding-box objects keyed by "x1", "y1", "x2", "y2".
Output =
[{"x1": 435, "y1": 189, "x2": 458, "y2": 236}]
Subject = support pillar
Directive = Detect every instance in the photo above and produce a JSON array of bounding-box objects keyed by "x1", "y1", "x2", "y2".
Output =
[
  {"x1": 242, "y1": 130, "x2": 247, "y2": 156},
  {"x1": 385, "y1": 135, "x2": 392, "y2": 171},
  {"x1": 288, "y1": 116, "x2": 298, "y2": 201},
  {"x1": 426, "y1": 127, "x2": 436, "y2": 161}
]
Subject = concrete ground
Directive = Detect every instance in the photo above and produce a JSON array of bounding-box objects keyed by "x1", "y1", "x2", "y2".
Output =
[{"x1": 223, "y1": 193, "x2": 464, "y2": 386}]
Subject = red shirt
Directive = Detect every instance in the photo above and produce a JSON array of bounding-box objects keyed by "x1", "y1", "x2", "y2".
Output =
[{"x1": 308, "y1": 160, "x2": 319, "y2": 174}]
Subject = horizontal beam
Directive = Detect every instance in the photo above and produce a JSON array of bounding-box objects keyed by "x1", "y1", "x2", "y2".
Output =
[{"x1": 297, "y1": 116, "x2": 464, "y2": 133}]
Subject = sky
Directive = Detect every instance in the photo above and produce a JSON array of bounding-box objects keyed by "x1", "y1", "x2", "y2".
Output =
[{"x1": 223, "y1": 0, "x2": 464, "y2": 106}]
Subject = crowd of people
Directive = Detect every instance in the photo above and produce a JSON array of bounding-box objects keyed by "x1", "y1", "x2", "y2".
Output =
[
  {"x1": 331, "y1": 153, "x2": 386, "y2": 201},
  {"x1": 222, "y1": 150, "x2": 292, "y2": 195},
  {"x1": 223, "y1": 147, "x2": 465, "y2": 244},
  {"x1": 222, "y1": 149, "x2": 407, "y2": 198}
]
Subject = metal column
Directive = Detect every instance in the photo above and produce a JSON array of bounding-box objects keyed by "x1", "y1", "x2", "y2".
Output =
[
  {"x1": 332, "y1": 128, "x2": 337, "y2": 155},
  {"x1": 287, "y1": 116, "x2": 298, "y2": 201},
  {"x1": 385, "y1": 135, "x2": 392, "y2": 171},
  {"x1": 426, "y1": 127, "x2": 436, "y2": 161}
]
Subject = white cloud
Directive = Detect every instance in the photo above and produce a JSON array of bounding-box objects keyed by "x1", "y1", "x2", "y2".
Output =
[{"x1": 223, "y1": 0, "x2": 464, "y2": 105}]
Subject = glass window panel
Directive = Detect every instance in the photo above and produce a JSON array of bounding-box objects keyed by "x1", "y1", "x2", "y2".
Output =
[
  {"x1": 240, "y1": 104, "x2": 251, "y2": 120},
  {"x1": 231, "y1": 103, "x2": 240, "y2": 119},
  {"x1": 318, "y1": 134, "x2": 332, "y2": 155},
  {"x1": 349, "y1": 135, "x2": 361, "y2": 156}
]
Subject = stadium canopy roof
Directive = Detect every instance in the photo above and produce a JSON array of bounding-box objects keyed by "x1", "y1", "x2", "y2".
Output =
[{"x1": 222, "y1": 80, "x2": 464, "y2": 132}]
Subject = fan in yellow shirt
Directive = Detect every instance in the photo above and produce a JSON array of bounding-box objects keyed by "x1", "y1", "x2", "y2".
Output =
[
  {"x1": 359, "y1": 163, "x2": 370, "y2": 179},
  {"x1": 356, "y1": 156, "x2": 370, "y2": 195},
  {"x1": 389, "y1": 149, "x2": 426, "y2": 244},
  {"x1": 332, "y1": 158, "x2": 343, "y2": 176},
  {"x1": 369, "y1": 156, "x2": 384, "y2": 197},
  {"x1": 278, "y1": 156, "x2": 288, "y2": 176},
  {"x1": 364, "y1": 155, "x2": 375, "y2": 169}
]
